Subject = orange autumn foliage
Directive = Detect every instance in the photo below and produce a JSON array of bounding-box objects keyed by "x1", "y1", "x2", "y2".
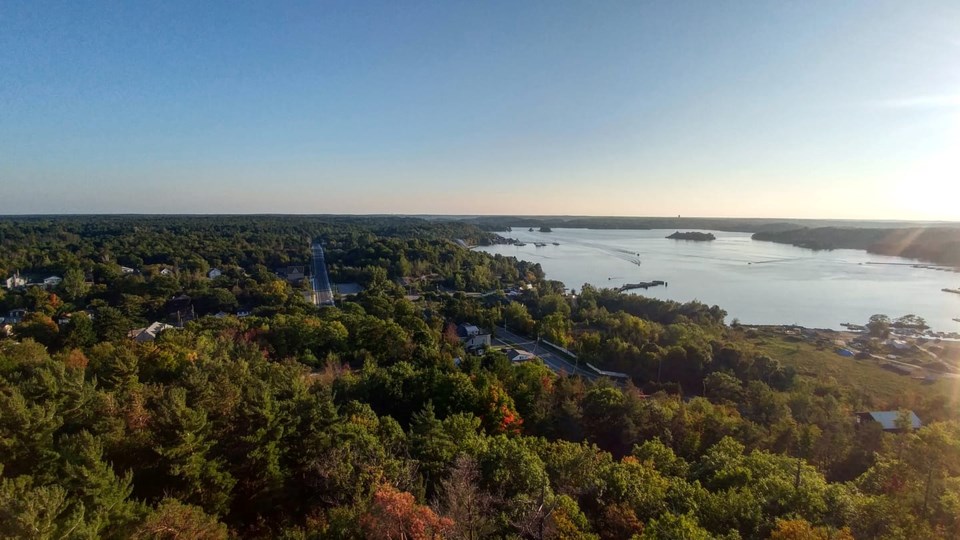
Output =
[
  {"x1": 769, "y1": 518, "x2": 854, "y2": 540},
  {"x1": 63, "y1": 348, "x2": 90, "y2": 369},
  {"x1": 361, "y1": 485, "x2": 454, "y2": 540}
]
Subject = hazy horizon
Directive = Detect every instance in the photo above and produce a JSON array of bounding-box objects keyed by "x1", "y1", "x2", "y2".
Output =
[{"x1": 3, "y1": 1, "x2": 958, "y2": 219}]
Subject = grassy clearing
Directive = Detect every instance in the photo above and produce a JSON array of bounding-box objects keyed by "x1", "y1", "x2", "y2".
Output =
[{"x1": 749, "y1": 331, "x2": 960, "y2": 410}]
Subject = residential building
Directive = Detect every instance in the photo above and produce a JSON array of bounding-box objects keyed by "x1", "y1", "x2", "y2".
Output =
[
  {"x1": 119, "y1": 266, "x2": 136, "y2": 274},
  {"x1": 208, "y1": 268, "x2": 222, "y2": 279},
  {"x1": 128, "y1": 322, "x2": 174, "y2": 343},
  {"x1": 855, "y1": 410, "x2": 922, "y2": 432},
  {"x1": 159, "y1": 268, "x2": 174, "y2": 276},
  {"x1": 43, "y1": 276, "x2": 63, "y2": 288},
  {"x1": 7, "y1": 309, "x2": 28, "y2": 325},
  {"x1": 3, "y1": 272, "x2": 26, "y2": 289},
  {"x1": 506, "y1": 348, "x2": 536, "y2": 363},
  {"x1": 165, "y1": 294, "x2": 195, "y2": 327},
  {"x1": 456, "y1": 322, "x2": 491, "y2": 352},
  {"x1": 278, "y1": 266, "x2": 306, "y2": 283},
  {"x1": 334, "y1": 282, "x2": 363, "y2": 296}
]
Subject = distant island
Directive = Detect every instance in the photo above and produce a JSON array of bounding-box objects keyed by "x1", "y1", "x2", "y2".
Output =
[
  {"x1": 667, "y1": 231, "x2": 715, "y2": 241},
  {"x1": 539, "y1": 226, "x2": 552, "y2": 232}
]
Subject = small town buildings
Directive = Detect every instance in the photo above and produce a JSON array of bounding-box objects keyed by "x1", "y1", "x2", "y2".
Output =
[
  {"x1": 128, "y1": 322, "x2": 174, "y2": 343},
  {"x1": 3, "y1": 272, "x2": 27, "y2": 289},
  {"x1": 43, "y1": 276, "x2": 63, "y2": 288},
  {"x1": 6, "y1": 308, "x2": 28, "y2": 324},
  {"x1": 457, "y1": 323, "x2": 492, "y2": 352},
  {"x1": 208, "y1": 268, "x2": 222, "y2": 279},
  {"x1": 159, "y1": 268, "x2": 174, "y2": 276},
  {"x1": 855, "y1": 410, "x2": 922, "y2": 432},
  {"x1": 506, "y1": 348, "x2": 536, "y2": 363},
  {"x1": 119, "y1": 265, "x2": 136, "y2": 274}
]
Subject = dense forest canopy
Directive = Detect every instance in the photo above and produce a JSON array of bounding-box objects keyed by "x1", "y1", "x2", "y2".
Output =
[{"x1": 0, "y1": 215, "x2": 958, "y2": 539}]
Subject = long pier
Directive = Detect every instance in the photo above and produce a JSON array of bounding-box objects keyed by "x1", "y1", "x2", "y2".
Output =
[
  {"x1": 311, "y1": 242, "x2": 335, "y2": 307},
  {"x1": 617, "y1": 280, "x2": 666, "y2": 292}
]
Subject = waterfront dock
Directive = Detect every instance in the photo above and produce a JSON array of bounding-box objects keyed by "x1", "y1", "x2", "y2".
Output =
[{"x1": 617, "y1": 280, "x2": 666, "y2": 292}]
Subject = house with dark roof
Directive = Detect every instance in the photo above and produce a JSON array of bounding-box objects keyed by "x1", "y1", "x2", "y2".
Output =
[
  {"x1": 164, "y1": 294, "x2": 195, "y2": 327},
  {"x1": 334, "y1": 283, "x2": 363, "y2": 296},
  {"x1": 6, "y1": 308, "x2": 28, "y2": 325},
  {"x1": 855, "y1": 410, "x2": 922, "y2": 432},
  {"x1": 278, "y1": 266, "x2": 306, "y2": 284}
]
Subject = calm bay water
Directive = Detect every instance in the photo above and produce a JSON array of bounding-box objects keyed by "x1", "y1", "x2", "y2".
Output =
[{"x1": 477, "y1": 228, "x2": 960, "y2": 333}]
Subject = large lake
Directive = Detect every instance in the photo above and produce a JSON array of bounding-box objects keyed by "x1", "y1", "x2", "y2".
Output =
[{"x1": 477, "y1": 228, "x2": 960, "y2": 333}]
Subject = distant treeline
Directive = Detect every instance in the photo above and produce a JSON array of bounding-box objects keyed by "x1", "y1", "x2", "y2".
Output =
[
  {"x1": 752, "y1": 227, "x2": 960, "y2": 266},
  {"x1": 466, "y1": 215, "x2": 960, "y2": 234}
]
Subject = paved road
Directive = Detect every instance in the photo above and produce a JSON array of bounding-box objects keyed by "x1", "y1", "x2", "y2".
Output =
[
  {"x1": 310, "y1": 242, "x2": 335, "y2": 307},
  {"x1": 493, "y1": 326, "x2": 596, "y2": 379}
]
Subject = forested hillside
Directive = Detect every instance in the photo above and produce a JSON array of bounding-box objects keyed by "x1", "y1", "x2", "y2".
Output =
[
  {"x1": 753, "y1": 227, "x2": 960, "y2": 266},
  {"x1": 1, "y1": 216, "x2": 958, "y2": 539}
]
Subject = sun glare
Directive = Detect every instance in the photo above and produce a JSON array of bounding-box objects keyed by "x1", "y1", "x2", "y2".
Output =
[{"x1": 895, "y1": 113, "x2": 960, "y2": 220}]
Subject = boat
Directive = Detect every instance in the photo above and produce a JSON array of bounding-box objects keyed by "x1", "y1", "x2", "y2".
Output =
[
  {"x1": 954, "y1": 318, "x2": 960, "y2": 323},
  {"x1": 943, "y1": 288, "x2": 960, "y2": 295},
  {"x1": 552, "y1": 242, "x2": 560, "y2": 246},
  {"x1": 534, "y1": 242, "x2": 547, "y2": 247}
]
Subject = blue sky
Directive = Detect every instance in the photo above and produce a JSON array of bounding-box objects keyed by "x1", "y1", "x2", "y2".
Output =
[{"x1": 2, "y1": 1, "x2": 958, "y2": 218}]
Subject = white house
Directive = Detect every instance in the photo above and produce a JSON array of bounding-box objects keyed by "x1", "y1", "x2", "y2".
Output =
[
  {"x1": 207, "y1": 268, "x2": 222, "y2": 279},
  {"x1": 43, "y1": 276, "x2": 63, "y2": 288},
  {"x1": 119, "y1": 266, "x2": 136, "y2": 274},
  {"x1": 506, "y1": 348, "x2": 536, "y2": 363},
  {"x1": 128, "y1": 322, "x2": 174, "y2": 343},
  {"x1": 457, "y1": 323, "x2": 492, "y2": 352},
  {"x1": 159, "y1": 268, "x2": 174, "y2": 276},
  {"x1": 3, "y1": 272, "x2": 27, "y2": 289}
]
